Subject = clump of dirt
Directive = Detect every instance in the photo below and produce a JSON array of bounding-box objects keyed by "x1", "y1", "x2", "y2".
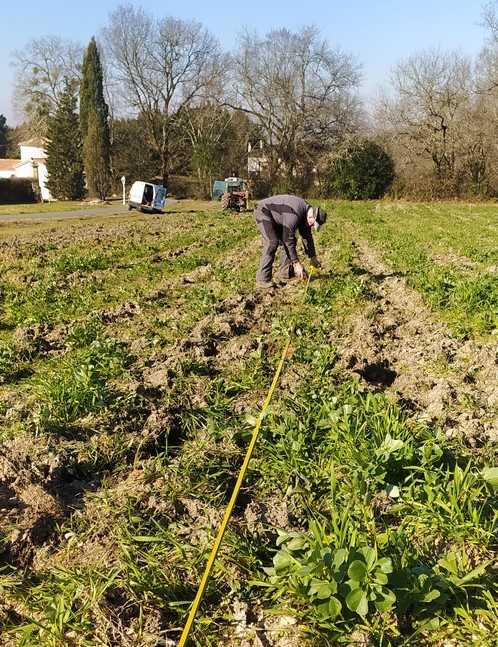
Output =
[
  {"x1": 0, "y1": 438, "x2": 68, "y2": 569},
  {"x1": 228, "y1": 601, "x2": 302, "y2": 647}
]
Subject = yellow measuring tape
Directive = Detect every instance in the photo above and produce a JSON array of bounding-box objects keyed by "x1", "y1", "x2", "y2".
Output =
[{"x1": 179, "y1": 270, "x2": 316, "y2": 645}]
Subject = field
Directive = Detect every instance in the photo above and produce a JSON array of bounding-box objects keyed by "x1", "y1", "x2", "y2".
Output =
[{"x1": 0, "y1": 199, "x2": 497, "y2": 646}]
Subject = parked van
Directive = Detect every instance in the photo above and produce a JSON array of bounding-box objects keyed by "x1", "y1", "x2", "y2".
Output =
[{"x1": 128, "y1": 181, "x2": 167, "y2": 213}]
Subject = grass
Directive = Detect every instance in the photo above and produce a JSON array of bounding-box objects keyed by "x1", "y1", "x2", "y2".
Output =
[
  {"x1": 335, "y1": 200, "x2": 498, "y2": 337},
  {"x1": 0, "y1": 199, "x2": 497, "y2": 646}
]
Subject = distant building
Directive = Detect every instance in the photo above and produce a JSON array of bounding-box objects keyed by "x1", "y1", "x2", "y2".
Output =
[
  {"x1": 247, "y1": 140, "x2": 267, "y2": 179},
  {"x1": 0, "y1": 138, "x2": 52, "y2": 201}
]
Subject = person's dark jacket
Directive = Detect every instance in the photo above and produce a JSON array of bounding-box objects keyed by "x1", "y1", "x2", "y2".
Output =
[{"x1": 254, "y1": 194, "x2": 316, "y2": 263}]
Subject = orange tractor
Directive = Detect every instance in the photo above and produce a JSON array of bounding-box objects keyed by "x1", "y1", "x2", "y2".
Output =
[{"x1": 212, "y1": 176, "x2": 251, "y2": 212}]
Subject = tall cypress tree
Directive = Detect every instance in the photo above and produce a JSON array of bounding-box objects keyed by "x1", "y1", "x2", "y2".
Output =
[
  {"x1": 45, "y1": 81, "x2": 85, "y2": 200},
  {"x1": 0, "y1": 114, "x2": 8, "y2": 159},
  {"x1": 80, "y1": 37, "x2": 111, "y2": 200}
]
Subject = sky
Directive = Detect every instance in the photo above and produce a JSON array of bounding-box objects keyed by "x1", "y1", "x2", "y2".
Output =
[{"x1": 0, "y1": 0, "x2": 489, "y2": 127}]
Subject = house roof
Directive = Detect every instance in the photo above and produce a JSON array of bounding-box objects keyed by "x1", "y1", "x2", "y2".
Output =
[
  {"x1": 23, "y1": 157, "x2": 46, "y2": 165},
  {"x1": 0, "y1": 159, "x2": 19, "y2": 172},
  {"x1": 14, "y1": 158, "x2": 42, "y2": 170}
]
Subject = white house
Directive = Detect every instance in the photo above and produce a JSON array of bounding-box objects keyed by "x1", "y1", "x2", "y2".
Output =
[
  {"x1": 0, "y1": 138, "x2": 52, "y2": 201},
  {"x1": 247, "y1": 140, "x2": 267, "y2": 178}
]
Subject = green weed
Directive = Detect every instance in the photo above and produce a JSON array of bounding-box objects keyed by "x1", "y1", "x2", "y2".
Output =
[{"x1": 32, "y1": 329, "x2": 130, "y2": 430}]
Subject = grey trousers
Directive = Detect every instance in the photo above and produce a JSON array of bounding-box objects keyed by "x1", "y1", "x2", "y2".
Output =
[{"x1": 255, "y1": 217, "x2": 294, "y2": 282}]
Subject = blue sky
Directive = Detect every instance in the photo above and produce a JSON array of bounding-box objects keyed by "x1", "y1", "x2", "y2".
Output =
[{"x1": 0, "y1": 0, "x2": 488, "y2": 126}]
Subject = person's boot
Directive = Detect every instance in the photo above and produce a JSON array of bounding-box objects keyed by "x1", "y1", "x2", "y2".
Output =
[{"x1": 256, "y1": 280, "x2": 277, "y2": 288}]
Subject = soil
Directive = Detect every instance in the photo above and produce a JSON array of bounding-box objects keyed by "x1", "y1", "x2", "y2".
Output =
[{"x1": 1, "y1": 212, "x2": 497, "y2": 646}]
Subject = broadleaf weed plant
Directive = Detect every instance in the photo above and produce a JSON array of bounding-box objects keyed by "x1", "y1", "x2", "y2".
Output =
[{"x1": 257, "y1": 527, "x2": 398, "y2": 635}]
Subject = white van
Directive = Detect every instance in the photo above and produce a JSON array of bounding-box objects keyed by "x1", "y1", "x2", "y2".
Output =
[{"x1": 128, "y1": 181, "x2": 167, "y2": 213}]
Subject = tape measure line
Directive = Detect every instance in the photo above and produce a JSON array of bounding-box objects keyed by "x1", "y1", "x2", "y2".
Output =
[{"x1": 179, "y1": 270, "x2": 316, "y2": 645}]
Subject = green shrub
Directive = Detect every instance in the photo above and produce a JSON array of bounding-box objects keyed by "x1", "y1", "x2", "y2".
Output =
[
  {"x1": 326, "y1": 140, "x2": 395, "y2": 199},
  {"x1": 0, "y1": 177, "x2": 38, "y2": 204}
]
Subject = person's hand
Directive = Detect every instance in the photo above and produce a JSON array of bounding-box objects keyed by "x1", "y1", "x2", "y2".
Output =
[
  {"x1": 310, "y1": 256, "x2": 322, "y2": 268},
  {"x1": 293, "y1": 261, "x2": 305, "y2": 278}
]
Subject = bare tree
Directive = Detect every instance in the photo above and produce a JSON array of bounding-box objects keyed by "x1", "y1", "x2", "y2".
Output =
[
  {"x1": 177, "y1": 103, "x2": 236, "y2": 198},
  {"x1": 482, "y1": 1, "x2": 498, "y2": 45},
  {"x1": 375, "y1": 48, "x2": 478, "y2": 197},
  {"x1": 11, "y1": 36, "x2": 84, "y2": 136},
  {"x1": 231, "y1": 25, "x2": 362, "y2": 194},
  {"x1": 100, "y1": 3, "x2": 226, "y2": 187},
  {"x1": 472, "y1": 50, "x2": 498, "y2": 194}
]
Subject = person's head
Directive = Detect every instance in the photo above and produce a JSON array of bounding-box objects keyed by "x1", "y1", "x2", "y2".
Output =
[{"x1": 306, "y1": 206, "x2": 327, "y2": 231}]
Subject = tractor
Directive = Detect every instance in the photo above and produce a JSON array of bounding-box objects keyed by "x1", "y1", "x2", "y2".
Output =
[{"x1": 212, "y1": 176, "x2": 251, "y2": 212}]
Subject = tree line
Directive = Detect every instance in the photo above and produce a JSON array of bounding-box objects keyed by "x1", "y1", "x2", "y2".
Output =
[{"x1": 3, "y1": 1, "x2": 498, "y2": 201}]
